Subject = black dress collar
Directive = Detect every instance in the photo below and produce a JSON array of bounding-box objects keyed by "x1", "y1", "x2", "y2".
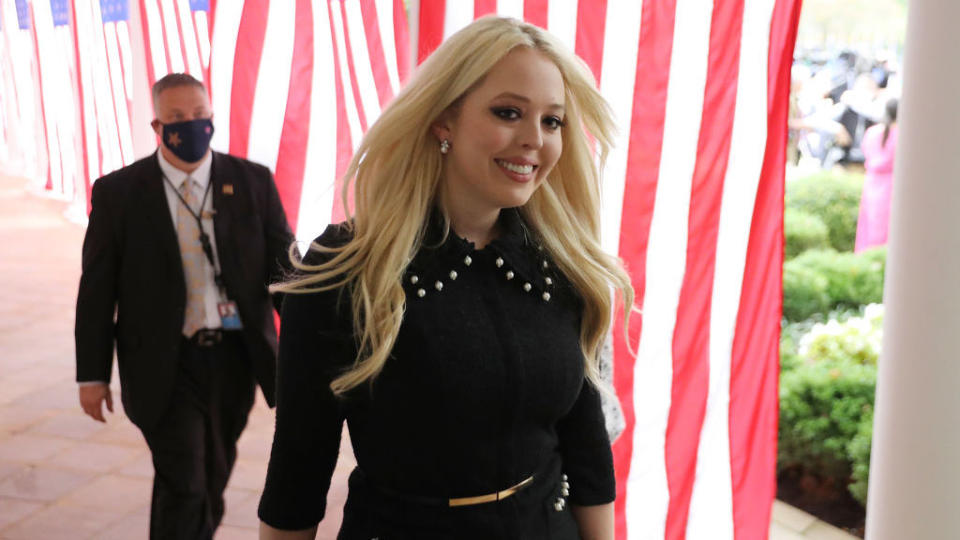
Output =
[{"x1": 406, "y1": 208, "x2": 558, "y2": 299}]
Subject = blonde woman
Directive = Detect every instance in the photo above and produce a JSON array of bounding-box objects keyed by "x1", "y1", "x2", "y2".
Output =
[{"x1": 258, "y1": 16, "x2": 633, "y2": 540}]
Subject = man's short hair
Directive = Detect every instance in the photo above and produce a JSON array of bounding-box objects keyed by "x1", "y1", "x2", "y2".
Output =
[{"x1": 152, "y1": 73, "x2": 207, "y2": 113}]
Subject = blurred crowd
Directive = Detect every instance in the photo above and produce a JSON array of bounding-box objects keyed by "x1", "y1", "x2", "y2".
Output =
[{"x1": 789, "y1": 49, "x2": 902, "y2": 170}]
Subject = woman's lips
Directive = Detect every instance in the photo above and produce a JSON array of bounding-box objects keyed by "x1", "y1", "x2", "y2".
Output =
[{"x1": 495, "y1": 159, "x2": 538, "y2": 183}]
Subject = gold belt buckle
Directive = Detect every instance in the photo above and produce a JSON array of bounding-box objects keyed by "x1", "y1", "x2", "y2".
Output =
[{"x1": 448, "y1": 475, "x2": 534, "y2": 507}]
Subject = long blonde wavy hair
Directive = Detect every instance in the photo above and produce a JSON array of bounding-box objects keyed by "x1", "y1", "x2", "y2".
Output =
[{"x1": 275, "y1": 16, "x2": 634, "y2": 396}]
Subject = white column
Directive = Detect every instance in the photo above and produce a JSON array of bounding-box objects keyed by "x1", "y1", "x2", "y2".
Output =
[{"x1": 865, "y1": 1, "x2": 960, "y2": 538}]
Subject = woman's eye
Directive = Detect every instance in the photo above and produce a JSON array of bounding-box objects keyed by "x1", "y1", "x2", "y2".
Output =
[
  {"x1": 492, "y1": 107, "x2": 521, "y2": 120},
  {"x1": 544, "y1": 116, "x2": 566, "y2": 130}
]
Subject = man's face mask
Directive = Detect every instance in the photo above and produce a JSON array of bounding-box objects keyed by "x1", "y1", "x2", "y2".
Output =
[{"x1": 160, "y1": 118, "x2": 214, "y2": 163}]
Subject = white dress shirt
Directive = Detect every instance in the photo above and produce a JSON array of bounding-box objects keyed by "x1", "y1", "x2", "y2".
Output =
[{"x1": 157, "y1": 150, "x2": 224, "y2": 333}]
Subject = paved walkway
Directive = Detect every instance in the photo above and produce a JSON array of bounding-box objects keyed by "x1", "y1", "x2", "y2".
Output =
[{"x1": 0, "y1": 172, "x2": 855, "y2": 539}]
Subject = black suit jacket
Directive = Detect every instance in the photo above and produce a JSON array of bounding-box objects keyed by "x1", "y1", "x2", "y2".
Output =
[{"x1": 75, "y1": 151, "x2": 294, "y2": 429}]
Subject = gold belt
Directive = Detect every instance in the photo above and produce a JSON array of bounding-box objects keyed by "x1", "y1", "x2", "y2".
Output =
[{"x1": 447, "y1": 475, "x2": 534, "y2": 507}]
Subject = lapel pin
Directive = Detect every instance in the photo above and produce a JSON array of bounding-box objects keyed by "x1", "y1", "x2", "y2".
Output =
[{"x1": 223, "y1": 184, "x2": 234, "y2": 195}]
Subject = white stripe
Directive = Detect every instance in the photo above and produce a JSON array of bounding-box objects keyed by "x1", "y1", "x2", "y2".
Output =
[
  {"x1": 330, "y1": 0, "x2": 363, "y2": 149},
  {"x1": 408, "y1": 0, "x2": 419, "y2": 68},
  {"x1": 625, "y1": 0, "x2": 713, "y2": 538},
  {"x1": 0, "y1": 43, "x2": 10, "y2": 165},
  {"x1": 4, "y1": 0, "x2": 39, "y2": 178},
  {"x1": 442, "y1": 0, "x2": 473, "y2": 39},
  {"x1": 176, "y1": 0, "x2": 203, "y2": 80},
  {"x1": 208, "y1": 0, "x2": 244, "y2": 152},
  {"x1": 296, "y1": 0, "x2": 338, "y2": 241},
  {"x1": 89, "y1": 1, "x2": 123, "y2": 174},
  {"x1": 684, "y1": 0, "x2": 777, "y2": 538},
  {"x1": 56, "y1": 26, "x2": 79, "y2": 199},
  {"x1": 245, "y1": 0, "x2": 296, "y2": 171},
  {"x1": 73, "y1": 0, "x2": 100, "y2": 180},
  {"x1": 374, "y1": 0, "x2": 401, "y2": 92},
  {"x1": 343, "y1": 0, "x2": 382, "y2": 121},
  {"x1": 598, "y1": 0, "x2": 643, "y2": 255},
  {"x1": 103, "y1": 22, "x2": 134, "y2": 165},
  {"x1": 115, "y1": 21, "x2": 134, "y2": 99},
  {"x1": 142, "y1": 0, "x2": 170, "y2": 81},
  {"x1": 33, "y1": 0, "x2": 63, "y2": 193},
  {"x1": 158, "y1": 0, "x2": 186, "y2": 73},
  {"x1": 547, "y1": 0, "x2": 577, "y2": 52},
  {"x1": 496, "y1": 0, "x2": 524, "y2": 20},
  {"x1": 194, "y1": 11, "x2": 211, "y2": 70}
]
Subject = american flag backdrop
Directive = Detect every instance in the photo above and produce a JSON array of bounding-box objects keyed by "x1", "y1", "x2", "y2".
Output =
[
  {"x1": 71, "y1": 0, "x2": 136, "y2": 200},
  {"x1": 0, "y1": 1, "x2": 800, "y2": 538},
  {"x1": 2, "y1": 0, "x2": 45, "y2": 188},
  {"x1": 31, "y1": 0, "x2": 83, "y2": 199},
  {"x1": 208, "y1": 0, "x2": 410, "y2": 243},
  {"x1": 139, "y1": 0, "x2": 210, "y2": 88}
]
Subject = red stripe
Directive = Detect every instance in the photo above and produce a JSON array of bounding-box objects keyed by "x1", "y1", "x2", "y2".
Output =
[
  {"x1": 612, "y1": 1, "x2": 678, "y2": 538},
  {"x1": 338, "y1": 1, "x2": 368, "y2": 132},
  {"x1": 229, "y1": 2, "x2": 269, "y2": 157},
  {"x1": 574, "y1": 0, "x2": 607, "y2": 83},
  {"x1": 272, "y1": 0, "x2": 314, "y2": 233},
  {"x1": 358, "y1": 0, "x2": 393, "y2": 106},
  {"x1": 523, "y1": 0, "x2": 549, "y2": 29},
  {"x1": 172, "y1": 0, "x2": 191, "y2": 76},
  {"x1": 28, "y1": 2, "x2": 53, "y2": 191},
  {"x1": 663, "y1": 1, "x2": 744, "y2": 536},
  {"x1": 417, "y1": 0, "x2": 445, "y2": 63},
  {"x1": 138, "y1": 0, "x2": 158, "y2": 88},
  {"x1": 392, "y1": 0, "x2": 410, "y2": 84},
  {"x1": 474, "y1": 0, "x2": 496, "y2": 18},
  {"x1": 70, "y1": 0, "x2": 93, "y2": 212},
  {"x1": 729, "y1": 0, "x2": 800, "y2": 537},
  {"x1": 327, "y1": 0, "x2": 353, "y2": 223}
]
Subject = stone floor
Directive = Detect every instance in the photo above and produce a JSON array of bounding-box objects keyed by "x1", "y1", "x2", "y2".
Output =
[{"x1": 0, "y1": 172, "x2": 854, "y2": 539}]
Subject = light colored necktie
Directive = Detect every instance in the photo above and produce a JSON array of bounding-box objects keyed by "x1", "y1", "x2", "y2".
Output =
[{"x1": 177, "y1": 178, "x2": 207, "y2": 337}]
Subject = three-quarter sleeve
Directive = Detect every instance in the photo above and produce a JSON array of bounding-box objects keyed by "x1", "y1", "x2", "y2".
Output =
[
  {"x1": 555, "y1": 379, "x2": 616, "y2": 505},
  {"x1": 258, "y1": 226, "x2": 355, "y2": 529}
]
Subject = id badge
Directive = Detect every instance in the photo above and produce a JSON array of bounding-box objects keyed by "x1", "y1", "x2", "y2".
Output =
[{"x1": 217, "y1": 300, "x2": 244, "y2": 330}]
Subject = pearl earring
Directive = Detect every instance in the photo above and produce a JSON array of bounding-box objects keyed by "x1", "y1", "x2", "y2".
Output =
[{"x1": 440, "y1": 139, "x2": 450, "y2": 154}]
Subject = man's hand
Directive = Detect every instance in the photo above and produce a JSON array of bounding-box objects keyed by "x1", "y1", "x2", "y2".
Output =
[{"x1": 78, "y1": 383, "x2": 113, "y2": 422}]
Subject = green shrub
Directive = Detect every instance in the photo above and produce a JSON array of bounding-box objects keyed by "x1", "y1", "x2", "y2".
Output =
[
  {"x1": 847, "y1": 409, "x2": 874, "y2": 506},
  {"x1": 778, "y1": 358, "x2": 876, "y2": 481},
  {"x1": 782, "y1": 260, "x2": 831, "y2": 321},
  {"x1": 799, "y1": 304, "x2": 884, "y2": 367},
  {"x1": 781, "y1": 319, "x2": 817, "y2": 373},
  {"x1": 786, "y1": 170, "x2": 863, "y2": 252},
  {"x1": 791, "y1": 249, "x2": 884, "y2": 311},
  {"x1": 784, "y1": 208, "x2": 830, "y2": 260},
  {"x1": 860, "y1": 245, "x2": 888, "y2": 274}
]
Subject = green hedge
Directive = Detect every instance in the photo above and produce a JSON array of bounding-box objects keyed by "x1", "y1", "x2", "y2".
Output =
[
  {"x1": 799, "y1": 305, "x2": 883, "y2": 367},
  {"x1": 784, "y1": 208, "x2": 830, "y2": 260},
  {"x1": 783, "y1": 249, "x2": 884, "y2": 320},
  {"x1": 786, "y1": 170, "x2": 863, "y2": 252},
  {"x1": 782, "y1": 261, "x2": 832, "y2": 321},
  {"x1": 847, "y1": 409, "x2": 873, "y2": 505},
  {"x1": 778, "y1": 358, "x2": 876, "y2": 483}
]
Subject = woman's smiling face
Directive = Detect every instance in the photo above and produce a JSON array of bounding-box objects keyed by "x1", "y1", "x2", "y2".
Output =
[{"x1": 436, "y1": 47, "x2": 566, "y2": 216}]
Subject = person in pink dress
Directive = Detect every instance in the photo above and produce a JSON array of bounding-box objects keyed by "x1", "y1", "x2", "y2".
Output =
[{"x1": 855, "y1": 98, "x2": 899, "y2": 253}]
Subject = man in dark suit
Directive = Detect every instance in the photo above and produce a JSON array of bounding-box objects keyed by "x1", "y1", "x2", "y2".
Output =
[{"x1": 75, "y1": 73, "x2": 294, "y2": 539}]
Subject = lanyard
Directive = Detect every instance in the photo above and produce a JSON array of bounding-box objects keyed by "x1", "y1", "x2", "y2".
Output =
[{"x1": 164, "y1": 175, "x2": 225, "y2": 291}]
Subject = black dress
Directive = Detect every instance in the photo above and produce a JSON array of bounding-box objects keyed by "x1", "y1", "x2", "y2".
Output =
[{"x1": 258, "y1": 209, "x2": 615, "y2": 539}]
